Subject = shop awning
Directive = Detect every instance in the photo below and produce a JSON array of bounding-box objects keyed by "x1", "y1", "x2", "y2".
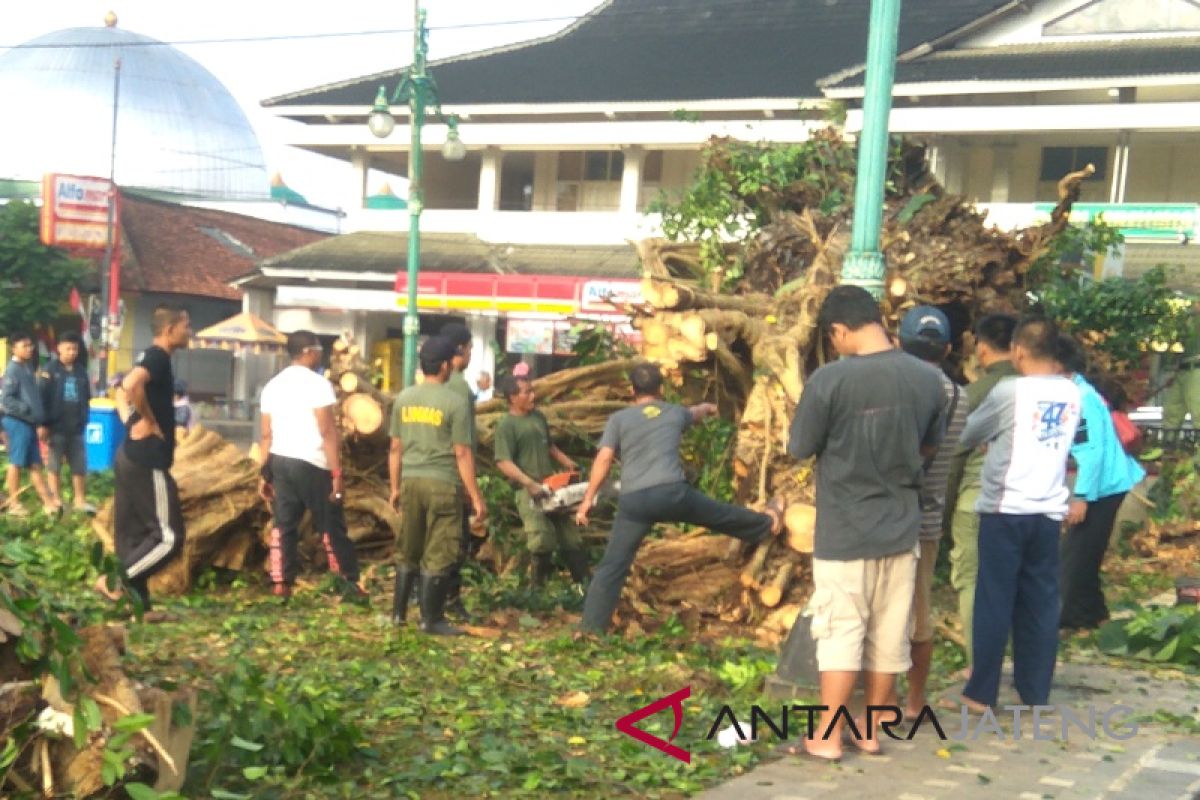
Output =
[{"x1": 393, "y1": 271, "x2": 642, "y2": 316}]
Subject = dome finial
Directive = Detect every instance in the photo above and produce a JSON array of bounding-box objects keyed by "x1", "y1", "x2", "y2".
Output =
[{"x1": 104, "y1": 11, "x2": 118, "y2": 28}]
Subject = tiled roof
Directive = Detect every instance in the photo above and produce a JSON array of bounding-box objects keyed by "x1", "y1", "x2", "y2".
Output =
[
  {"x1": 118, "y1": 192, "x2": 327, "y2": 300},
  {"x1": 263, "y1": 0, "x2": 1013, "y2": 107},
  {"x1": 253, "y1": 231, "x2": 638, "y2": 280},
  {"x1": 825, "y1": 36, "x2": 1200, "y2": 89}
]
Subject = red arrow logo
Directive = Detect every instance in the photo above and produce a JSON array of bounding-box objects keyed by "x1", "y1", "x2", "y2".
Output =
[{"x1": 615, "y1": 686, "x2": 691, "y2": 763}]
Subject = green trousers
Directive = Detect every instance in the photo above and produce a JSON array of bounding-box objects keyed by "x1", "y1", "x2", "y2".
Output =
[
  {"x1": 1163, "y1": 368, "x2": 1200, "y2": 429},
  {"x1": 516, "y1": 491, "x2": 582, "y2": 555},
  {"x1": 949, "y1": 484, "x2": 981, "y2": 665},
  {"x1": 398, "y1": 478, "x2": 462, "y2": 574}
]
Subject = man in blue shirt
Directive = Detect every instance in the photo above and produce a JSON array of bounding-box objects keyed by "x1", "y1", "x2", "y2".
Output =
[{"x1": 1, "y1": 331, "x2": 59, "y2": 516}]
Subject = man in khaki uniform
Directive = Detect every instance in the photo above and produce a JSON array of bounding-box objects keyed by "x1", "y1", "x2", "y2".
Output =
[
  {"x1": 1162, "y1": 299, "x2": 1200, "y2": 433},
  {"x1": 387, "y1": 336, "x2": 487, "y2": 636},
  {"x1": 439, "y1": 322, "x2": 477, "y2": 616},
  {"x1": 945, "y1": 313, "x2": 1017, "y2": 669},
  {"x1": 494, "y1": 375, "x2": 590, "y2": 587}
]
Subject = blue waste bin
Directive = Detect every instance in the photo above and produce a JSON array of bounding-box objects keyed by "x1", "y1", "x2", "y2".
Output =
[{"x1": 86, "y1": 400, "x2": 126, "y2": 472}]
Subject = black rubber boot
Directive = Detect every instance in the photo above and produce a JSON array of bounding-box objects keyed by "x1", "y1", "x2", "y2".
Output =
[
  {"x1": 392, "y1": 567, "x2": 418, "y2": 625},
  {"x1": 419, "y1": 573, "x2": 464, "y2": 636},
  {"x1": 444, "y1": 568, "x2": 473, "y2": 621},
  {"x1": 531, "y1": 553, "x2": 556, "y2": 587},
  {"x1": 562, "y1": 549, "x2": 592, "y2": 585}
]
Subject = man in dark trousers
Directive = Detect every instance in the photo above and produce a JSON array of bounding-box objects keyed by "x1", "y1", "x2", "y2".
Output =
[
  {"x1": 1, "y1": 331, "x2": 58, "y2": 516},
  {"x1": 494, "y1": 374, "x2": 588, "y2": 587},
  {"x1": 957, "y1": 317, "x2": 1081, "y2": 711},
  {"x1": 439, "y1": 322, "x2": 478, "y2": 617},
  {"x1": 99, "y1": 305, "x2": 192, "y2": 615},
  {"x1": 787, "y1": 286, "x2": 945, "y2": 760},
  {"x1": 257, "y1": 330, "x2": 366, "y2": 602},
  {"x1": 42, "y1": 331, "x2": 94, "y2": 514},
  {"x1": 576, "y1": 362, "x2": 783, "y2": 633},
  {"x1": 388, "y1": 336, "x2": 488, "y2": 636}
]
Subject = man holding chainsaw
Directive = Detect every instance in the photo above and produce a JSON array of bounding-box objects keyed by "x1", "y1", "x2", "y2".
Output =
[{"x1": 494, "y1": 375, "x2": 590, "y2": 586}]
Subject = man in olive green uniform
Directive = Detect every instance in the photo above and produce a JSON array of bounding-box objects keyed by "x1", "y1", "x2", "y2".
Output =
[
  {"x1": 1162, "y1": 299, "x2": 1200, "y2": 434},
  {"x1": 494, "y1": 375, "x2": 590, "y2": 586},
  {"x1": 945, "y1": 314, "x2": 1018, "y2": 667},
  {"x1": 440, "y1": 322, "x2": 478, "y2": 616},
  {"x1": 387, "y1": 336, "x2": 487, "y2": 636}
]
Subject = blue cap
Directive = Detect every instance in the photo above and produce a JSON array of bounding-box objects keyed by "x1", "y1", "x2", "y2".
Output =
[{"x1": 899, "y1": 306, "x2": 950, "y2": 345}]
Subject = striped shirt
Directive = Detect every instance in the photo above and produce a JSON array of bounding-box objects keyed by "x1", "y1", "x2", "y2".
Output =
[{"x1": 919, "y1": 373, "x2": 968, "y2": 540}]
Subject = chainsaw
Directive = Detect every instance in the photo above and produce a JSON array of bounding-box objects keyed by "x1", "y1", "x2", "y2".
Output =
[{"x1": 537, "y1": 471, "x2": 619, "y2": 513}]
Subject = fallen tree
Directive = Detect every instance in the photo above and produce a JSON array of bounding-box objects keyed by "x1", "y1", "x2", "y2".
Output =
[{"x1": 608, "y1": 131, "x2": 1094, "y2": 642}]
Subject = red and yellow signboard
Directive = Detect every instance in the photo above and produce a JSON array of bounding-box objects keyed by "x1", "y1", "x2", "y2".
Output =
[{"x1": 39, "y1": 173, "x2": 118, "y2": 249}]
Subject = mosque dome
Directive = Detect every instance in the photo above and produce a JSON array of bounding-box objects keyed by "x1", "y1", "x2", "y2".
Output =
[{"x1": 0, "y1": 21, "x2": 268, "y2": 199}]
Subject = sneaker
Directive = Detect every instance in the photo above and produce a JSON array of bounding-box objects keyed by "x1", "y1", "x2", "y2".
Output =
[
  {"x1": 6, "y1": 503, "x2": 29, "y2": 518},
  {"x1": 73, "y1": 502, "x2": 98, "y2": 515},
  {"x1": 42, "y1": 503, "x2": 63, "y2": 518}
]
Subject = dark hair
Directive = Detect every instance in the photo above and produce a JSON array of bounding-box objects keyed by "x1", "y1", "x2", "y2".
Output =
[
  {"x1": 59, "y1": 331, "x2": 83, "y2": 347},
  {"x1": 900, "y1": 338, "x2": 947, "y2": 364},
  {"x1": 817, "y1": 286, "x2": 883, "y2": 333},
  {"x1": 629, "y1": 362, "x2": 663, "y2": 396},
  {"x1": 8, "y1": 331, "x2": 32, "y2": 347},
  {"x1": 151, "y1": 304, "x2": 188, "y2": 335},
  {"x1": 419, "y1": 335, "x2": 457, "y2": 376},
  {"x1": 1012, "y1": 315, "x2": 1059, "y2": 361},
  {"x1": 1054, "y1": 332, "x2": 1087, "y2": 374},
  {"x1": 439, "y1": 322, "x2": 472, "y2": 350},
  {"x1": 973, "y1": 313, "x2": 1017, "y2": 352},
  {"x1": 1091, "y1": 374, "x2": 1129, "y2": 411},
  {"x1": 497, "y1": 374, "x2": 527, "y2": 400},
  {"x1": 286, "y1": 329, "x2": 319, "y2": 358}
]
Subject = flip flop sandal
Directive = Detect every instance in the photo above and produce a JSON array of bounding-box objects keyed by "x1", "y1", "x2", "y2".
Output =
[{"x1": 842, "y1": 725, "x2": 884, "y2": 756}]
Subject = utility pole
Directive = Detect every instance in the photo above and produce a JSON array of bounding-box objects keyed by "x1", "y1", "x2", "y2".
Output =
[
  {"x1": 841, "y1": 0, "x2": 902, "y2": 300},
  {"x1": 98, "y1": 56, "x2": 121, "y2": 388}
]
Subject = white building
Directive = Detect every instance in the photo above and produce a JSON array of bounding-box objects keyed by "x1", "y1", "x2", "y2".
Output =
[{"x1": 245, "y1": 0, "x2": 1200, "y2": 376}]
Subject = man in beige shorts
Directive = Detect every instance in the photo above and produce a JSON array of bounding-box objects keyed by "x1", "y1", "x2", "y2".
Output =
[{"x1": 787, "y1": 287, "x2": 946, "y2": 761}]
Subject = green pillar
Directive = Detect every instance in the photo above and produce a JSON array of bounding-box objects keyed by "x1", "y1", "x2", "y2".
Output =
[
  {"x1": 842, "y1": 0, "x2": 902, "y2": 300},
  {"x1": 402, "y1": 6, "x2": 430, "y2": 389}
]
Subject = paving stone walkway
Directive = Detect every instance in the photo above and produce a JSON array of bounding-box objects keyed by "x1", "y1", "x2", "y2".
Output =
[{"x1": 699, "y1": 661, "x2": 1200, "y2": 800}]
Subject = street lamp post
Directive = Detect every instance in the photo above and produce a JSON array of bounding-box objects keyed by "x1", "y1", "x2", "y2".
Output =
[
  {"x1": 842, "y1": 0, "x2": 902, "y2": 300},
  {"x1": 368, "y1": 1, "x2": 466, "y2": 388}
]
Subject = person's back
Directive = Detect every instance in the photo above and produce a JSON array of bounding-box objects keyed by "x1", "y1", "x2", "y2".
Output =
[
  {"x1": 967, "y1": 374, "x2": 1081, "y2": 518},
  {"x1": 394, "y1": 381, "x2": 470, "y2": 484},
  {"x1": 790, "y1": 348, "x2": 945, "y2": 560},
  {"x1": 260, "y1": 365, "x2": 334, "y2": 468},
  {"x1": 600, "y1": 400, "x2": 691, "y2": 494}
]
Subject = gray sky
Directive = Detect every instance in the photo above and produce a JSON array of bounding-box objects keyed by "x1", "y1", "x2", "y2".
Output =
[{"x1": 4, "y1": 0, "x2": 603, "y2": 206}]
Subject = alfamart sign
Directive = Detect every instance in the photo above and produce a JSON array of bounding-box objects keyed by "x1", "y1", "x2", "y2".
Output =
[
  {"x1": 1031, "y1": 202, "x2": 1199, "y2": 242},
  {"x1": 39, "y1": 173, "x2": 117, "y2": 249}
]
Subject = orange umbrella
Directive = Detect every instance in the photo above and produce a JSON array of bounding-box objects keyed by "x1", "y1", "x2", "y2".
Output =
[{"x1": 194, "y1": 312, "x2": 287, "y2": 354}]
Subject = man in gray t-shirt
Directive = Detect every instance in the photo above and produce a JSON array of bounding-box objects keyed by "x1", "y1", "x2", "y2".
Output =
[
  {"x1": 577, "y1": 363, "x2": 783, "y2": 632},
  {"x1": 785, "y1": 286, "x2": 945, "y2": 762}
]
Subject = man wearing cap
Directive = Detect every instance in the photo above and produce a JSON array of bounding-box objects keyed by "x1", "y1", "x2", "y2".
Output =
[
  {"x1": 257, "y1": 330, "x2": 366, "y2": 603},
  {"x1": 494, "y1": 374, "x2": 589, "y2": 587},
  {"x1": 896, "y1": 306, "x2": 969, "y2": 719},
  {"x1": 388, "y1": 336, "x2": 487, "y2": 636},
  {"x1": 439, "y1": 322, "x2": 478, "y2": 617}
]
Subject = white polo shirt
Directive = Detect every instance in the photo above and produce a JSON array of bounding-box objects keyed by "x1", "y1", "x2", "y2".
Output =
[{"x1": 260, "y1": 365, "x2": 337, "y2": 469}]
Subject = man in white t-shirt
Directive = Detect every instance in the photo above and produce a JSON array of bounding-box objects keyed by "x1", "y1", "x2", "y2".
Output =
[{"x1": 257, "y1": 330, "x2": 365, "y2": 603}]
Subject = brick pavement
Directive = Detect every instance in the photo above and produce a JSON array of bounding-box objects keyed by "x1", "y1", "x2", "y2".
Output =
[{"x1": 698, "y1": 661, "x2": 1200, "y2": 800}]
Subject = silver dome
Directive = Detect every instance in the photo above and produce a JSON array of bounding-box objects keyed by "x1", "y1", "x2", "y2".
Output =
[{"x1": 0, "y1": 26, "x2": 268, "y2": 199}]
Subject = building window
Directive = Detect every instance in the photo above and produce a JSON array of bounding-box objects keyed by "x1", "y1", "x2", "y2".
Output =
[
  {"x1": 557, "y1": 151, "x2": 624, "y2": 211},
  {"x1": 1044, "y1": 0, "x2": 1200, "y2": 35},
  {"x1": 1039, "y1": 146, "x2": 1108, "y2": 182}
]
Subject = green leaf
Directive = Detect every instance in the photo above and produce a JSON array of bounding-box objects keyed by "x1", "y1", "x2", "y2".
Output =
[
  {"x1": 112, "y1": 712, "x2": 156, "y2": 732},
  {"x1": 125, "y1": 783, "x2": 161, "y2": 800},
  {"x1": 230, "y1": 735, "x2": 265, "y2": 752},
  {"x1": 242, "y1": 765, "x2": 269, "y2": 780},
  {"x1": 210, "y1": 790, "x2": 252, "y2": 800}
]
